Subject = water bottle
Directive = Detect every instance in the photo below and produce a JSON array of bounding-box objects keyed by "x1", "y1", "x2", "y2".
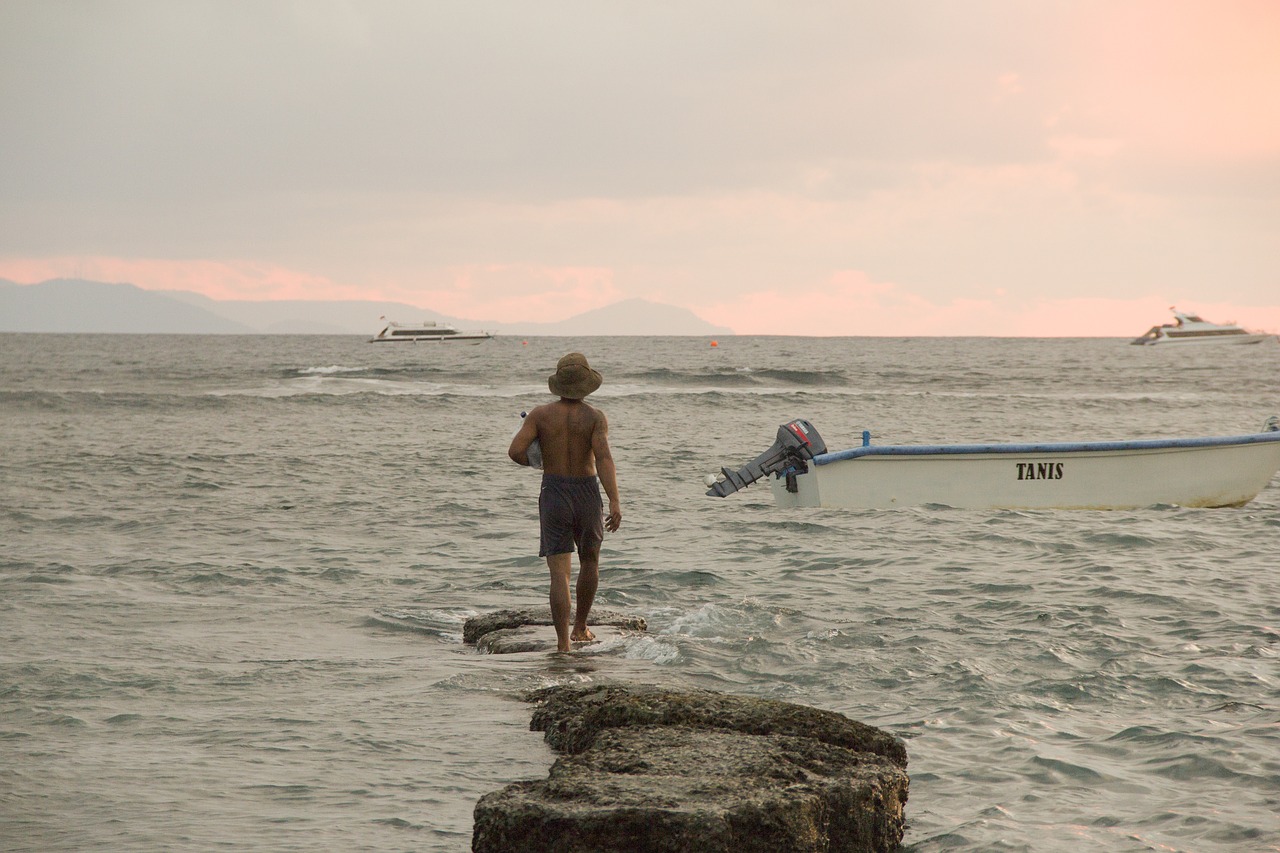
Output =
[{"x1": 518, "y1": 411, "x2": 543, "y2": 469}]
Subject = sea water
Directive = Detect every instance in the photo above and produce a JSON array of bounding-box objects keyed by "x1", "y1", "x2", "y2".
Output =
[{"x1": 2, "y1": 333, "x2": 1278, "y2": 853}]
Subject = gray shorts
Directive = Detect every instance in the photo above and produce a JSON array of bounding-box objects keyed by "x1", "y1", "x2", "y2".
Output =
[{"x1": 539, "y1": 474, "x2": 603, "y2": 557}]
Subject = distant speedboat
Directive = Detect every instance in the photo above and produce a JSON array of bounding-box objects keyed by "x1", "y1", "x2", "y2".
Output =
[
  {"x1": 1130, "y1": 309, "x2": 1274, "y2": 346},
  {"x1": 369, "y1": 320, "x2": 493, "y2": 343}
]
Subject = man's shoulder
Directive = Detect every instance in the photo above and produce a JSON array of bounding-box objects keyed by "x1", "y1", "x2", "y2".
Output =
[
  {"x1": 533, "y1": 399, "x2": 607, "y2": 425},
  {"x1": 578, "y1": 401, "x2": 606, "y2": 420},
  {"x1": 528, "y1": 401, "x2": 569, "y2": 417}
]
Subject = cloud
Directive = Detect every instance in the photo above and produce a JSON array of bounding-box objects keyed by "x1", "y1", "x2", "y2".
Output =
[
  {"x1": 392, "y1": 264, "x2": 623, "y2": 322},
  {"x1": 1, "y1": 2, "x2": 1278, "y2": 333},
  {"x1": 5, "y1": 255, "x2": 1278, "y2": 338},
  {"x1": 701, "y1": 270, "x2": 1280, "y2": 337}
]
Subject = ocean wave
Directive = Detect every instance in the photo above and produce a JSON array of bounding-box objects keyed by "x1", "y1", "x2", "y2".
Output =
[
  {"x1": 293, "y1": 364, "x2": 368, "y2": 376},
  {"x1": 622, "y1": 366, "x2": 850, "y2": 387},
  {"x1": 367, "y1": 608, "x2": 475, "y2": 640},
  {"x1": 288, "y1": 364, "x2": 453, "y2": 379},
  {"x1": 611, "y1": 633, "x2": 683, "y2": 664},
  {"x1": 0, "y1": 389, "x2": 232, "y2": 410}
]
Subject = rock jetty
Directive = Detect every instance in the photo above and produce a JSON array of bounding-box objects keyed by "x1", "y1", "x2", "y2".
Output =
[{"x1": 472, "y1": 682, "x2": 909, "y2": 853}]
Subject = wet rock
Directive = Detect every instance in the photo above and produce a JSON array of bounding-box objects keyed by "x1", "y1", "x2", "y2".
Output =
[
  {"x1": 527, "y1": 683, "x2": 907, "y2": 767},
  {"x1": 462, "y1": 607, "x2": 647, "y2": 645},
  {"x1": 475, "y1": 624, "x2": 642, "y2": 655},
  {"x1": 472, "y1": 683, "x2": 909, "y2": 853},
  {"x1": 474, "y1": 626, "x2": 551, "y2": 655}
]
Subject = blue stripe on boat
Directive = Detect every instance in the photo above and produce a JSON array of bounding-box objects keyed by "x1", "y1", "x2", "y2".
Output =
[{"x1": 814, "y1": 431, "x2": 1280, "y2": 465}]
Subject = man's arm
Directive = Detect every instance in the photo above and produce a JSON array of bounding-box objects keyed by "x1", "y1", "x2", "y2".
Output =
[
  {"x1": 508, "y1": 410, "x2": 539, "y2": 466},
  {"x1": 592, "y1": 412, "x2": 622, "y2": 532}
]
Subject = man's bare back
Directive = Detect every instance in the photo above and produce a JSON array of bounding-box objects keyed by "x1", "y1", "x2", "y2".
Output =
[
  {"x1": 509, "y1": 399, "x2": 621, "y2": 531},
  {"x1": 521, "y1": 399, "x2": 603, "y2": 478}
]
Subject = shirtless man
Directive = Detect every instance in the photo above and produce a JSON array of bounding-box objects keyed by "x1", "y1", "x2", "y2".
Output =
[{"x1": 508, "y1": 353, "x2": 622, "y2": 653}]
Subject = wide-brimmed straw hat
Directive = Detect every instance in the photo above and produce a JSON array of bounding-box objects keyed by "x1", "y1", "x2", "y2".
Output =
[{"x1": 548, "y1": 352, "x2": 603, "y2": 400}]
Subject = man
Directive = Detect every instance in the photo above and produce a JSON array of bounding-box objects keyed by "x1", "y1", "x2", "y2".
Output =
[{"x1": 509, "y1": 353, "x2": 622, "y2": 653}]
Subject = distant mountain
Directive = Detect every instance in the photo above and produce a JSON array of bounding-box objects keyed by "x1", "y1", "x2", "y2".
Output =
[
  {"x1": 0, "y1": 278, "x2": 252, "y2": 333},
  {"x1": 161, "y1": 291, "x2": 451, "y2": 335},
  {"x1": 0, "y1": 279, "x2": 733, "y2": 336},
  {"x1": 498, "y1": 298, "x2": 733, "y2": 336}
]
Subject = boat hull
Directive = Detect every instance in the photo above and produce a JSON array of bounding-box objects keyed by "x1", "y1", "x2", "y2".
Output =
[
  {"x1": 770, "y1": 433, "x2": 1280, "y2": 510},
  {"x1": 368, "y1": 333, "x2": 492, "y2": 343},
  {"x1": 1133, "y1": 333, "x2": 1274, "y2": 346}
]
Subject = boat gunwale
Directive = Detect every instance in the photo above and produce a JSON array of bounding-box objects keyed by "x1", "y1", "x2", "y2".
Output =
[
  {"x1": 369, "y1": 334, "x2": 492, "y2": 341},
  {"x1": 814, "y1": 431, "x2": 1280, "y2": 465}
]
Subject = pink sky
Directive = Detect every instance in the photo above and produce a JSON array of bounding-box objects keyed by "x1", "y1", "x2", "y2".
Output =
[{"x1": 2, "y1": 2, "x2": 1277, "y2": 335}]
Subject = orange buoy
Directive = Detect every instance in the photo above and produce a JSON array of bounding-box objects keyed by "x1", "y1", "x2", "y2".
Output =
[{"x1": 710, "y1": 340, "x2": 718, "y2": 347}]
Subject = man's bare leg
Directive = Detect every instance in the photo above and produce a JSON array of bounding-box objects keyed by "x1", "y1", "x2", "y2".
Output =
[
  {"x1": 547, "y1": 552, "x2": 573, "y2": 652},
  {"x1": 572, "y1": 549, "x2": 599, "y2": 643}
]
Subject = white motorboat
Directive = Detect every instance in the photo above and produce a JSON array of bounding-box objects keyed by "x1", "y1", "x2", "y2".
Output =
[
  {"x1": 707, "y1": 418, "x2": 1280, "y2": 510},
  {"x1": 369, "y1": 320, "x2": 493, "y2": 343},
  {"x1": 1130, "y1": 310, "x2": 1274, "y2": 346}
]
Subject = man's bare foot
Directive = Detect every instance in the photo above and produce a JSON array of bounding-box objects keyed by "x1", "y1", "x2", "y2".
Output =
[{"x1": 570, "y1": 626, "x2": 596, "y2": 643}]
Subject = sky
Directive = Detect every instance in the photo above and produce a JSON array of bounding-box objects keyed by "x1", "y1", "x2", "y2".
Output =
[{"x1": 2, "y1": 0, "x2": 1278, "y2": 336}]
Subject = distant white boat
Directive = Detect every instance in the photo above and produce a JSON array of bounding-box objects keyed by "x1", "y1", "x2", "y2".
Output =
[
  {"x1": 369, "y1": 320, "x2": 492, "y2": 343},
  {"x1": 707, "y1": 418, "x2": 1280, "y2": 510},
  {"x1": 1131, "y1": 309, "x2": 1275, "y2": 346}
]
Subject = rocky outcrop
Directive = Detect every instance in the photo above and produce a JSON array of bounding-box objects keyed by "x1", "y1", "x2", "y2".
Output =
[
  {"x1": 462, "y1": 607, "x2": 648, "y2": 647},
  {"x1": 527, "y1": 683, "x2": 907, "y2": 766},
  {"x1": 472, "y1": 683, "x2": 909, "y2": 853}
]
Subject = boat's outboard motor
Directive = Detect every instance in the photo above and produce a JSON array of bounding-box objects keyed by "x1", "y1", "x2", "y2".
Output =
[{"x1": 706, "y1": 419, "x2": 827, "y2": 497}]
